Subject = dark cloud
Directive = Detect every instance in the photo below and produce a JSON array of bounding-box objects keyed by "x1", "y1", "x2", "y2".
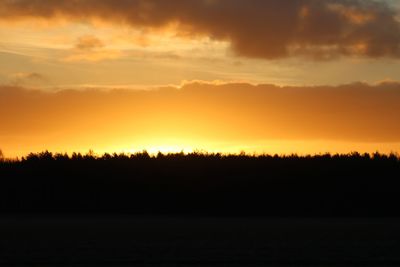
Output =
[
  {"x1": 1, "y1": 0, "x2": 399, "y2": 60},
  {"x1": 1, "y1": 81, "x2": 399, "y2": 142}
]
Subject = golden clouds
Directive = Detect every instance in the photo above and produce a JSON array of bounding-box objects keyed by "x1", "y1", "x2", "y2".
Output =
[
  {"x1": 327, "y1": 3, "x2": 376, "y2": 25},
  {"x1": 9, "y1": 72, "x2": 47, "y2": 86},
  {"x1": 63, "y1": 35, "x2": 122, "y2": 62},
  {"x1": 0, "y1": 0, "x2": 399, "y2": 59},
  {"x1": 75, "y1": 35, "x2": 104, "y2": 50}
]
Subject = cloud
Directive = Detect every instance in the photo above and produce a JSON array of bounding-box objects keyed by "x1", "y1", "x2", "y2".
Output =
[
  {"x1": 75, "y1": 35, "x2": 105, "y2": 50},
  {"x1": 1, "y1": 81, "x2": 400, "y2": 143},
  {"x1": 11, "y1": 72, "x2": 44, "y2": 80},
  {"x1": 9, "y1": 72, "x2": 47, "y2": 86},
  {"x1": 0, "y1": 0, "x2": 399, "y2": 60},
  {"x1": 64, "y1": 35, "x2": 122, "y2": 62},
  {"x1": 64, "y1": 50, "x2": 122, "y2": 62}
]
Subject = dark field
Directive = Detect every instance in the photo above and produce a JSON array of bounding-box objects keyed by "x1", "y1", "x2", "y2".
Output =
[
  {"x1": 1, "y1": 153, "x2": 400, "y2": 266},
  {"x1": 1, "y1": 217, "x2": 400, "y2": 266}
]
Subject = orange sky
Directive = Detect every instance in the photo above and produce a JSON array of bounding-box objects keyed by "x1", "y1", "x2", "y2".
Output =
[
  {"x1": 1, "y1": 82, "x2": 400, "y2": 157},
  {"x1": 0, "y1": 0, "x2": 400, "y2": 157}
]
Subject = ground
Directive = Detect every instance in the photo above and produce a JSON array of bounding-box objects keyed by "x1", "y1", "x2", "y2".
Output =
[{"x1": 1, "y1": 216, "x2": 400, "y2": 266}]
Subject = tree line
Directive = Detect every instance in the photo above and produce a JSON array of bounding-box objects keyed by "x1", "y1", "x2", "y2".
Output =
[{"x1": 0, "y1": 151, "x2": 399, "y2": 217}]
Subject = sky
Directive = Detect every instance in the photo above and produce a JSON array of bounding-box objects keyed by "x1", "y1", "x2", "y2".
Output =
[{"x1": 0, "y1": 0, "x2": 400, "y2": 157}]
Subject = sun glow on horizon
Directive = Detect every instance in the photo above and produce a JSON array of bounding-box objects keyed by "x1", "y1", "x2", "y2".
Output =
[
  {"x1": 1, "y1": 0, "x2": 400, "y2": 158},
  {"x1": 2, "y1": 138, "x2": 400, "y2": 160},
  {"x1": 1, "y1": 81, "x2": 400, "y2": 158}
]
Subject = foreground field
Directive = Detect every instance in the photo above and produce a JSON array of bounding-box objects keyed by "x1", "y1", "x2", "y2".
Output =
[
  {"x1": 1, "y1": 153, "x2": 400, "y2": 265},
  {"x1": 1, "y1": 217, "x2": 400, "y2": 266}
]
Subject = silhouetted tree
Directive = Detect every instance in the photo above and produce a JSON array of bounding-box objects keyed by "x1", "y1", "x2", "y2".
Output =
[
  {"x1": 0, "y1": 149, "x2": 4, "y2": 162},
  {"x1": 0, "y1": 151, "x2": 399, "y2": 216}
]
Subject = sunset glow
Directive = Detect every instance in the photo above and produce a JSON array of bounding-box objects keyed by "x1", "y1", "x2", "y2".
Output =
[{"x1": 1, "y1": 0, "x2": 400, "y2": 157}]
